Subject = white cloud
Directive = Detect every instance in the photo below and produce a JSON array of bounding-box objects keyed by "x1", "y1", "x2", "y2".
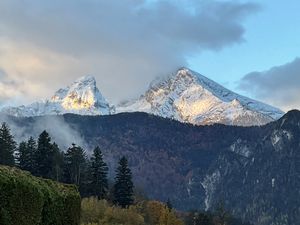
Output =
[
  {"x1": 239, "y1": 58, "x2": 300, "y2": 111},
  {"x1": 0, "y1": 0, "x2": 259, "y2": 105}
]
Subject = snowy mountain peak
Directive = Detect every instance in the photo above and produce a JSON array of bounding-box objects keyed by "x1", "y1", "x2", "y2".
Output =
[
  {"x1": 1, "y1": 68, "x2": 284, "y2": 126},
  {"x1": 52, "y1": 75, "x2": 97, "y2": 102},
  {"x1": 1, "y1": 75, "x2": 111, "y2": 117},
  {"x1": 117, "y1": 67, "x2": 284, "y2": 126},
  {"x1": 51, "y1": 75, "x2": 108, "y2": 111}
]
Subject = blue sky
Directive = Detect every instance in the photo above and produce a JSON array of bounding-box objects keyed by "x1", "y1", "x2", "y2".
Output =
[
  {"x1": 0, "y1": 0, "x2": 299, "y2": 111},
  {"x1": 188, "y1": 0, "x2": 299, "y2": 88}
]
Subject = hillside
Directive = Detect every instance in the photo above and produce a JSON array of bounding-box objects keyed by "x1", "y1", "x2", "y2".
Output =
[{"x1": 2, "y1": 111, "x2": 300, "y2": 225}]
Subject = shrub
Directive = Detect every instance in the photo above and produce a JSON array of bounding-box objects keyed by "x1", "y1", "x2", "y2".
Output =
[
  {"x1": 80, "y1": 197, "x2": 184, "y2": 225},
  {"x1": 0, "y1": 165, "x2": 81, "y2": 225},
  {"x1": 81, "y1": 197, "x2": 108, "y2": 224},
  {"x1": 143, "y1": 201, "x2": 183, "y2": 225}
]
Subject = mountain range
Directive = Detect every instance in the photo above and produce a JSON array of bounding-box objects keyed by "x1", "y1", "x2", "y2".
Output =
[
  {"x1": 0, "y1": 67, "x2": 298, "y2": 225},
  {"x1": 1, "y1": 68, "x2": 284, "y2": 126}
]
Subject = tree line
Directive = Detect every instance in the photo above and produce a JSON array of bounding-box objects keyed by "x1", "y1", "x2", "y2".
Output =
[{"x1": 0, "y1": 122, "x2": 134, "y2": 208}]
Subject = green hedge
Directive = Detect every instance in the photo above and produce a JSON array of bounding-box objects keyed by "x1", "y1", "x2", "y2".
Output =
[{"x1": 0, "y1": 166, "x2": 81, "y2": 225}]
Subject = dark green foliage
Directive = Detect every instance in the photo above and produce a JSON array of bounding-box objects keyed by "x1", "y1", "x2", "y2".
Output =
[
  {"x1": 198, "y1": 212, "x2": 213, "y2": 225},
  {"x1": 17, "y1": 141, "x2": 27, "y2": 165},
  {"x1": 51, "y1": 142, "x2": 64, "y2": 181},
  {"x1": 0, "y1": 165, "x2": 81, "y2": 225},
  {"x1": 166, "y1": 198, "x2": 173, "y2": 210},
  {"x1": 64, "y1": 143, "x2": 87, "y2": 187},
  {"x1": 0, "y1": 123, "x2": 16, "y2": 166},
  {"x1": 18, "y1": 137, "x2": 37, "y2": 173},
  {"x1": 214, "y1": 202, "x2": 231, "y2": 225},
  {"x1": 36, "y1": 130, "x2": 55, "y2": 179},
  {"x1": 89, "y1": 146, "x2": 108, "y2": 199},
  {"x1": 184, "y1": 210, "x2": 252, "y2": 225},
  {"x1": 113, "y1": 156, "x2": 134, "y2": 208}
]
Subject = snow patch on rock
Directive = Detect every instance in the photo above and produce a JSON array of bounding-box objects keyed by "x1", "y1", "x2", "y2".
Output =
[
  {"x1": 201, "y1": 170, "x2": 221, "y2": 211},
  {"x1": 271, "y1": 130, "x2": 293, "y2": 151},
  {"x1": 230, "y1": 138, "x2": 252, "y2": 158}
]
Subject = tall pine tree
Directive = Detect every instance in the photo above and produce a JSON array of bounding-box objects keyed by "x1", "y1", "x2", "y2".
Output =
[
  {"x1": 36, "y1": 130, "x2": 54, "y2": 178},
  {"x1": 17, "y1": 141, "x2": 27, "y2": 166},
  {"x1": 18, "y1": 137, "x2": 37, "y2": 174},
  {"x1": 27, "y1": 137, "x2": 37, "y2": 174},
  {"x1": 113, "y1": 156, "x2": 134, "y2": 208},
  {"x1": 90, "y1": 146, "x2": 108, "y2": 199},
  {"x1": 64, "y1": 143, "x2": 87, "y2": 187},
  {"x1": 52, "y1": 142, "x2": 64, "y2": 182},
  {"x1": 0, "y1": 123, "x2": 16, "y2": 166}
]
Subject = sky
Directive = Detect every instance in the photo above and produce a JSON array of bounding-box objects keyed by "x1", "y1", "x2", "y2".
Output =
[{"x1": 0, "y1": 0, "x2": 299, "y2": 111}]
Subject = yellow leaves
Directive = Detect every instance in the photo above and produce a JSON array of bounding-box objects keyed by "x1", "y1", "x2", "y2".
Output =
[
  {"x1": 144, "y1": 201, "x2": 184, "y2": 225},
  {"x1": 81, "y1": 197, "x2": 144, "y2": 225},
  {"x1": 80, "y1": 197, "x2": 184, "y2": 225}
]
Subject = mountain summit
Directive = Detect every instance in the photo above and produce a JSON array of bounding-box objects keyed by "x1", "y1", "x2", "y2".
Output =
[
  {"x1": 117, "y1": 68, "x2": 284, "y2": 126},
  {"x1": 1, "y1": 68, "x2": 284, "y2": 125},
  {"x1": 2, "y1": 75, "x2": 111, "y2": 117}
]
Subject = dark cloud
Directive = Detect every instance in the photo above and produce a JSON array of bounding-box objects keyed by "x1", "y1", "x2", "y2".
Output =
[
  {"x1": 239, "y1": 58, "x2": 300, "y2": 111},
  {"x1": 0, "y1": 0, "x2": 259, "y2": 104}
]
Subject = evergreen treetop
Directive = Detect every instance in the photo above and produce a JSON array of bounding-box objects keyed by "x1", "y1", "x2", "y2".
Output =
[
  {"x1": 90, "y1": 146, "x2": 108, "y2": 199},
  {"x1": 36, "y1": 130, "x2": 54, "y2": 178},
  {"x1": 0, "y1": 122, "x2": 16, "y2": 166},
  {"x1": 113, "y1": 156, "x2": 134, "y2": 208},
  {"x1": 64, "y1": 143, "x2": 87, "y2": 186}
]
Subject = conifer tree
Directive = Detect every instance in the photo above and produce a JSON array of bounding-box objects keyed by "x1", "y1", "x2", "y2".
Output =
[
  {"x1": 52, "y1": 142, "x2": 64, "y2": 181},
  {"x1": 36, "y1": 130, "x2": 54, "y2": 178},
  {"x1": 17, "y1": 141, "x2": 27, "y2": 166},
  {"x1": 64, "y1": 143, "x2": 87, "y2": 186},
  {"x1": 113, "y1": 156, "x2": 134, "y2": 208},
  {"x1": 0, "y1": 123, "x2": 16, "y2": 166},
  {"x1": 90, "y1": 146, "x2": 108, "y2": 199},
  {"x1": 166, "y1": 198, "x2": 173, "y2": 211},
  {"x1": 27, "y1": 136, "x2": 37, "y2": 173},
  {"x1": 18, "y1": 137, "x2": 37, "y2": 173}
]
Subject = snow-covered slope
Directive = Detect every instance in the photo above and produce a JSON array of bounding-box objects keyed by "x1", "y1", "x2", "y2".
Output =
[
  {"x1": 1, "y1": 75, "x2": 111, "y2": 117},
  {"x1": 117, "y1": 68, "x2": 284, "y2": 126}
]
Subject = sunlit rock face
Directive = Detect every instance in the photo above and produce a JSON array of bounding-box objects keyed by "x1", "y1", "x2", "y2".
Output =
[
  {"x1": 117, "y1": 68, "x2": 284, "y2": 126},
  {"x1": 1, "y1": 75, "x2": 111, "y2": 117},
  {"x1": 52, "y1": 75, "x2": 109, "y2": 112}
]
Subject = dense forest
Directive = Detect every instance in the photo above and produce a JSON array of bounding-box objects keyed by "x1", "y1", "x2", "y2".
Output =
[{"x1": 0, "y1": 121, "x2": 253, "y2": 225}]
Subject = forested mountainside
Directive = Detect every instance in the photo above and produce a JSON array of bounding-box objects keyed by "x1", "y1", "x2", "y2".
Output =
[{"x1": 3, "y1": 110, "x2": 300, "y2": 225}]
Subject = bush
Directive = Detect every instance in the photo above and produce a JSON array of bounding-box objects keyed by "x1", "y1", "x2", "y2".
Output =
[
  {"x1": 0, "y1": 166, "x2": 81, "y2": 225},
  {"x1": 80, "y1": 197, "x2": 184, "y2": 225},
  {"x1": 81, "y1": 197, "x2": 108, "y2": 224},
  {"x1": 143, "y1": 201, "x2": 184, "y2": 225}
]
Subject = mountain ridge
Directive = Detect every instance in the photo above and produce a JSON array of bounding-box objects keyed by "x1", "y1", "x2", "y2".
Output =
[
  {"x1": 117, "y1": 68, "x2": 284, "y2": 126},
  {"x1": 1, "y1": 68, "x2": 284, "y2": 126}
]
